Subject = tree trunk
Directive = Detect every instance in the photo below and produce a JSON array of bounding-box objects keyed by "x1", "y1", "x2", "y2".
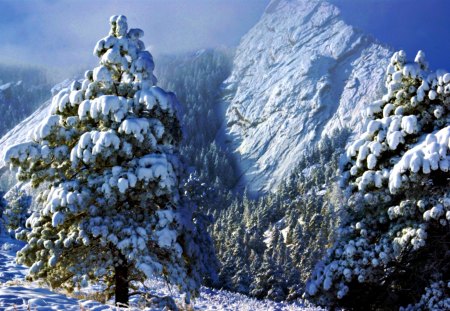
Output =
[{"x1": 115, "y1": 253, "x2": 129, "y2": 306}]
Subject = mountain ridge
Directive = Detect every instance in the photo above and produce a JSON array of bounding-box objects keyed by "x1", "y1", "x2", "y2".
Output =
[{"x1": 221, "y1": 0, "x2": 392, "y2": 193}]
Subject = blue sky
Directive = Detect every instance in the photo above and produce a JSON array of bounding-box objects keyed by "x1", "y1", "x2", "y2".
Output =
[
  {"x1": 330, "y1": 0, "x2": 450, "y2": 70},
  {"x1": 0, "y1": 0, "x2": 448, "y2": 79}
]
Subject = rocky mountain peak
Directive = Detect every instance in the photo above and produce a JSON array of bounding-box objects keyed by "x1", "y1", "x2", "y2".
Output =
[{"x1": 222, "y1": 0, "x2": 392, "y2": 193}]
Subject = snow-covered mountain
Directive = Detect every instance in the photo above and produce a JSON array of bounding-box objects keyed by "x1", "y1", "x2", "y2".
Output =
[
  {"x1": 222, "y1": 0, "x2": 392, "y2": 193},
  {"x1": 0, "y1": 65, "x2": 51, "y2": 138},
  {"x1": 0, "y1": 0, "x2": 394, "y2": 195}
]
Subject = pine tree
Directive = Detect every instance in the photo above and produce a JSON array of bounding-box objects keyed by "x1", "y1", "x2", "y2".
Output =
[
  {"x1": 230, "y1": 225, "x2": 253, "y2": 293},
  {"x1": 2, "y1": 186, "x2": 31, "y2": 232},
  {"x1": 0, "y1": 191, "x2": 6, "y2": 234},
  {"x1": 4, "y1": 15, "x2": 204, "y2": 306},
  {"x1": 307, "y1": 51, "x2": 450, "y2": 309}
]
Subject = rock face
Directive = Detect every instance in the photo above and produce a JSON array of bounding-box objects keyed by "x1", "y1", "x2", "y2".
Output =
[{"x1": 222, "y1": 0, "x2": 392, "y2": 193}]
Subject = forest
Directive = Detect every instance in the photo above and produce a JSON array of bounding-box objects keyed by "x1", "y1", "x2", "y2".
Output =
[{"x1": 0, "y1": 1, "x2": 449, "y2": 310}]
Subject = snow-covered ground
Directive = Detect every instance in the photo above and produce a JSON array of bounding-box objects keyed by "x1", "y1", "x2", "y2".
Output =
[{"x1": 0, "y1": 235, "x2": 322, "y2": 310}]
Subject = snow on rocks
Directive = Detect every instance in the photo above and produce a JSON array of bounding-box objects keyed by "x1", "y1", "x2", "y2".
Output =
[
  {"x1": 0, "y1": 284, "x2": 325, "y2": 310},
  {"x1": 0, "y1": 285, "x2": 120, "y2": 310},
  {"x1": 221, "y1": 0, "x2": 392, "y2": 193}
]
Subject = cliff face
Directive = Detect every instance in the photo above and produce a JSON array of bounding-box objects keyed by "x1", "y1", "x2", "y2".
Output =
[{"x1": 222, "y1": 0, "x2": 392, "y2": 193}]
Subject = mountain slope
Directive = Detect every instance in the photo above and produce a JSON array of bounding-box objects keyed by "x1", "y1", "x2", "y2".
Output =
[
  {"x1": 221, "y1": 0, "x2": 392, "y2": 193},
  {"x1": 0, "y1": 65, "x2": 51, "y2": 138}
]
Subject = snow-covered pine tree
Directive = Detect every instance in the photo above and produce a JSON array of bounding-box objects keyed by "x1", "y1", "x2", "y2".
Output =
[
  {"x1": 307, "y1": 51, "x2": 450, "y2": 310},
  {"x1": 0, "y1": 191, "x2": 6, "y2": 234},
  {"x1": 4, "y1": 15, "x2": 205, "y2": 306},
  {"x1": 2, "y1": 186, "x2": 31, "y2": 232}
]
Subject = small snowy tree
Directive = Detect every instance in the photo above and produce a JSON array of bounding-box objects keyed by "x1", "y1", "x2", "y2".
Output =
[
  {"x1": 307, "y1": 51, "x2": 450, "y2": 309},
  {"x1": 4, "y1": 15, "x2": 205, "y2": 306},
  {"x1": 0, "y1": 191, "x2": 6, "y2": 234},
  {"x1": 2, "y1": 186, "x2": 31, "y2": 232}
]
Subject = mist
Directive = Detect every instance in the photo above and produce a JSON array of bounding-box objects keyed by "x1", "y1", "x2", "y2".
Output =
[
  {"x1": 0, "y1": 0, "x2": 449, "y2": 82},
  {"x1": 0, "y1": 0, "x2": 268, "y2": 81}
]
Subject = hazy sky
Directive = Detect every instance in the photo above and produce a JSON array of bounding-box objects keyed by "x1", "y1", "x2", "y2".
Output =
[
  {"x1": 0, "y1": 0, "x2": 448, "y2": 80},
  {"x1": 0, "y1": 0, "x2": 268, "y2": 79}
]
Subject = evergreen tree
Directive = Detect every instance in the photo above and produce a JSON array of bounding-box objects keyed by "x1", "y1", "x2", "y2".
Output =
[
  {"x1": 230, "y1": 225, "x2": 253, "y2": 293},
  {"x1": 4, "y1": 15, "x2": 205, "y2": 306},
  {"x1": 307, "y1": 51, "x2": 450, "y2": 310},
  {"x1": 2, "y1": 186, "x2": 31, "y2": 232},
  {"x1": 0, "y1": 191, "x2": 6, "y2": 234}
]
